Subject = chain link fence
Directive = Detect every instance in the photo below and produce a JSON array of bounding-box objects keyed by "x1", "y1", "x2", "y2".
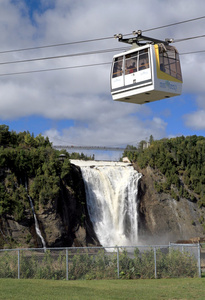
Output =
[{"x1": 0, "y1": 244, "x2": 202, "y2": 280}]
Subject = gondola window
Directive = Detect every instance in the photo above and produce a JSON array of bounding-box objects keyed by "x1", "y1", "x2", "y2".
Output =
[
  {"x1": 159, "y1": 45, "x2": 182, "y2": 81},
  {"x1": 112, "y1": 56, "x2": 123, "y2": 78}
]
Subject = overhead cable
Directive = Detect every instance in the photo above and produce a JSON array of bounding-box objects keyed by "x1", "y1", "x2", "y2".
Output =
[
  {"x1": 0, "y1": 62, "x2": 111, "y2": 77},
  {"x1": 0, "y1": 49, "x2": 204, "y2": 77},
  {"x1": 0, "y1": 36, "x2": 114, "y2": 54},
  {"x1": 180, "y1": 49, "x2": 205, "y2": 55},
  {"x1": 174, "y1": 34, "x2": 205, "y2": 43},
  {"x1": 143, "y1": 15, "x2": 205, "y2": 32},
  {"x1": 0, "y1": 15, "x2": 205, "y2": 54},
  {"x1": 1, "y1": 31, "x2": 205, "y2": 66},
  {"x1": 0, "y1": 47, "x2": 128, "y2": 66}
]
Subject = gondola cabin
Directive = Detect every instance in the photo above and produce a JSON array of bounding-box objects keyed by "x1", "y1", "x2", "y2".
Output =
[{"x1": 111, "y1": 33, "x2": 183, "y2": 104}]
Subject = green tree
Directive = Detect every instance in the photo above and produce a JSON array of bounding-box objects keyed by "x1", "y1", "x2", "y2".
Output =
[{"x1": 0, "y1": 125, "x2": 10, "y2": 146}]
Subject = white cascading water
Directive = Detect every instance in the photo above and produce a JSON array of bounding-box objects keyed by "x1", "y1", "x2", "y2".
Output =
[
  {"x1": 71, "y1": 161, "x2": 142, "y2": 247},
  {"x1": 25, "y1": 182, "x2": 46, "y2": 249},
  {"x1": 27, "y1": 194, "x2": 46, "y2": 250}
]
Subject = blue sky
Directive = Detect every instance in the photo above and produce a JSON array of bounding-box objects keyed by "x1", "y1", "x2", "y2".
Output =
[{"x1": 1, "y1": 0, "x2": 205, "y2": 160}]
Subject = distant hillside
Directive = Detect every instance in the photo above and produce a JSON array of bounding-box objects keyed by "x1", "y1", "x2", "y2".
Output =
[{"x1": 123, "y1": 135, "x2": 205, "y2": 208}]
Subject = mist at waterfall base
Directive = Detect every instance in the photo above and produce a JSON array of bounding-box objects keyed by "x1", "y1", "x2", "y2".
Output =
[{"x1": 71, "y1": 161, "x2": 142, "y2": 248}]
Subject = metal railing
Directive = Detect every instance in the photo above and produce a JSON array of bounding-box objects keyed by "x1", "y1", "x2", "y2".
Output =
[{"x1": 0, "y1": 244, "x2": 202, "y2": 280}]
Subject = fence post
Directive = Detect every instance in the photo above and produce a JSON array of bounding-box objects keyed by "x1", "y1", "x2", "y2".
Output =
[
  {"x1": 18, "y1": 249, "x2": 20, "y2": 279},
  {"x1": 116, "y1": 247, "x2": 120, "y2": 279},
  {"x1": 66, "y1": 248, "x2": 68, "y2": 280},
  {"x1": 154, "y1": 247, "x2": 157, "y2": 279},
  {"x1": 197, "y1": 243, "x2": 201, "y2": 278}
]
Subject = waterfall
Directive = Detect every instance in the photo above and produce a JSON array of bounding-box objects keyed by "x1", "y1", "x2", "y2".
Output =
[
  {"x1": 25, "y1": 182, "x2": 46, "y2": 249},
  {"x1": 71, "y1": 160, "x2": 142, "y2": 247},
  {"x1": 27, "y1": 195, "x2": 46, "y2": 250}
]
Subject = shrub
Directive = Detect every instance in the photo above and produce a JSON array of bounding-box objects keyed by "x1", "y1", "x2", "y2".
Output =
[{"x1": 0, "y1": 247, "x2": 198, "y2": 280}]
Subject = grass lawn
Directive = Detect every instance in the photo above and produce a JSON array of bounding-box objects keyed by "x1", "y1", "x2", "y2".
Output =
[{"x1": 0, "y1": 278, "x2": 205, "y2": 300}]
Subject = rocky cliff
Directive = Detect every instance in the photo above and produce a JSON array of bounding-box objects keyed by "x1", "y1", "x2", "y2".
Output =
[
  {"x1": 1, "y1": 161, "x2": 205, "y2": 249},
  {"x1": 0, "y1": 164, "x2": 99, "y2": 249},
  {"x1": 136, "y1": 164, "x2": 205, "y2": 244}
]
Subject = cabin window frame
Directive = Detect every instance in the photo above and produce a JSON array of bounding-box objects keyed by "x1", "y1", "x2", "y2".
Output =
[
  {"x1": 112, "y1": 47, "x2": 151, "y2": 79},
  {"x1": 112, "y1": 56, "x2": 123, "y2": 78}
]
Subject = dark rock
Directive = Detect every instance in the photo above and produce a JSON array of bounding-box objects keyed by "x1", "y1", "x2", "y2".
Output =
[{"x1": 135, "y1": 164, "x2": 205, "y2": 244}]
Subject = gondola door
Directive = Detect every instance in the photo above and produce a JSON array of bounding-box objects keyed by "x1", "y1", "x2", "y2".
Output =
[{"x1": 124, "y1": 47, "x2": 152, "y2": 89}]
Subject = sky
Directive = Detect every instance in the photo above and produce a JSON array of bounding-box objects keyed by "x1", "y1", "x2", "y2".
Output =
[{"x1": 0, "y1": 0, "x2": 205, "y2": 160}]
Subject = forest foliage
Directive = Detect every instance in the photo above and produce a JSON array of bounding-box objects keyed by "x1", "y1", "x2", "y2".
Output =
[
  {"x1": 123, "y1": 135, "x2": 205, "y2": 207},
  {"x1": 1, "y1": 124, "x2": 205, "y2": 223},
  {"x1": 0, "y1": 125, "x2": 92, "y2": 221}
]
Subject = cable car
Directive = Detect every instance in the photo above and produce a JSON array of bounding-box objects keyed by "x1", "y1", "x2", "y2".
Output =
[{"x1": 111, "y1": 31, "x2": 183, "y2": 104}]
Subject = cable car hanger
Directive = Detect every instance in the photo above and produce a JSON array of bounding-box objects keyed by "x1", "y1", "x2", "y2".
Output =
[{"x1": 114, "y1": 30, "x2": 174, "y2": 48}]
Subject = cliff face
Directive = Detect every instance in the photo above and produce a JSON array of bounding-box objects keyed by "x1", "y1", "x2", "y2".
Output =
[
  {"x1": 136, "y1": 164, "x2": 205, "y2": 244},
  {"x1": 40, "y1": 163, "x2": 99, "y2": 247},
  {"x1": 1, "y1": 163, "x2": 205, "y2": 249},
  {"x1": 0, "y1": 164, "x2": 99, "y2": 249}
]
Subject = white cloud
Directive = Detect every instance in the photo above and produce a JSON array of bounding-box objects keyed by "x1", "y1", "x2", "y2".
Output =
[
  {"x1": 196, "y1": 95, "x2": 205, "y2": 110},
  {"x1": 183, "y1": 95, "x2": 205, "y2": 130},
  {"x1": 184, "y1": 110, "x2": 205, "y2": 130},
  {"x1": 44, "y1": 112, "x2": 166, "y2": 148}
]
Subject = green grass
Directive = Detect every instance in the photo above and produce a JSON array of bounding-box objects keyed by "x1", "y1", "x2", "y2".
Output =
[{"x1": 0, "y1": 278, "x2": 205, "y2": 300}]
